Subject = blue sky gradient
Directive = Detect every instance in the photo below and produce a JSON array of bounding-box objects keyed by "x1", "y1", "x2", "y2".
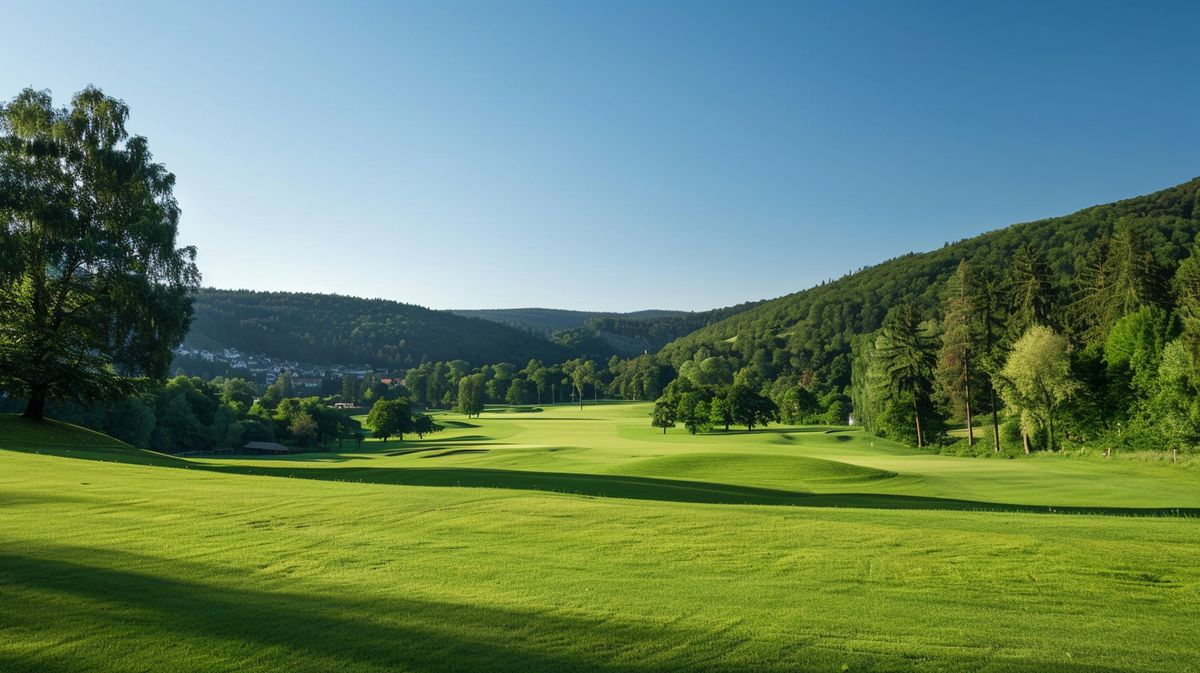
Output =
[{"x1": 3, "y1": 1, "x2": 1198, "y2": 310}]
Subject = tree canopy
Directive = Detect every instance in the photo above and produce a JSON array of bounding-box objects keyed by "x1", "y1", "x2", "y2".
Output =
[{"x1": 0, "y1": 87, "x2": 199, "y2": 419}]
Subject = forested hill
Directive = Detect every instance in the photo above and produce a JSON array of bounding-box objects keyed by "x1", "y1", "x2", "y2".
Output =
[
  {"x1": 550, "y1": 302, "x2": 766, "y2": 357},
  {"x1": 186, "y1": 289, "x2": 572, "y2": 367},
  {"x1": 660, "y1": 177, "x2": 1200, "y2": 386},
  {"x1": 450, "y1": 307, "x2": 689, "y2": 336},
  {"x1": 453, "y1": 304, "x2": 765, "y2": 359}
]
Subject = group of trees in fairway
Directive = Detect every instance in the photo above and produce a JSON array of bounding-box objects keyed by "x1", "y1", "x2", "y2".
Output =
[
  {"x1": 364, "y1": 397, "x2": 440, "y2": 441},
  {"x1": 651, "y1": 375, "x2": 778, "y2": 434}
]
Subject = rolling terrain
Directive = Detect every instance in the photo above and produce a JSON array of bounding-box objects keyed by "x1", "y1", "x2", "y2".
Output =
[{"x1": 2, "y1": 406, "x2": 1197, "y2": 672}]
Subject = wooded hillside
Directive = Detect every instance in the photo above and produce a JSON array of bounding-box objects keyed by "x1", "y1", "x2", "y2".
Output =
[
  {"x1": 661, "y1": 178, "x2": 1200, "y2": 393},
  {"x1": 188, "y1": 289, "x2": 573, "y2": 367}
]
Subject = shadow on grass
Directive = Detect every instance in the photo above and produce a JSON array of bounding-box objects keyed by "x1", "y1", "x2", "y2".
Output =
[
  {"x1": 420, "y1": 449, "x2": 489, "y2": 458},
  {"x1": 374, "y1": 434, "x2": 496, "y2": 447},
  {"x1": 5, "y1": 442, "x2": 1195, "y2": 517},
  {"x1": 385, "y1": 442, "x2": 514, "y2": 457},
  {"x1": 195, "y1": 463, "x2": 1200, "y2": 516},
  {"x1": 0, "y1": 548, "x2": 721, "y2": 673},
  {"x1": 705, "y1": 427, "x2": 836, "y2": 436},
  {"x1": 0, "y1": 546, "x2": 1150, "y2": 673}
]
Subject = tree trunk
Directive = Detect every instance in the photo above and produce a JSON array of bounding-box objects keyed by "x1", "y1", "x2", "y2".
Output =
[
  {"x1": 912, "y1": 396, "x2": 924, "y2": 448},
  {"x1": 990, "y1": 387, "x2": 1000, "y2": 452},
  {"x1": 662, "y1": 426, "x2": 666, "y2": 434},
  {"x1": 23, "y1": 391, "x2": 46, "y2": 421},
  {"x1": 1023, "y1": 431, "x2": 1030, "y2": 455},
  {"x1": 1046, "y1": 413, "x2": 1054, "y2": 453},
  {"x1": 964, "y1": 376, "x2": 974, "y2": 447}
]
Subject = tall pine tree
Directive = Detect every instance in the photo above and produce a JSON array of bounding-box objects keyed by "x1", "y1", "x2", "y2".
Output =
[
  {"x1": 936, "y1": 261, "x2": 976, "y2": 446},
  {"x1": 1008, "y1": 243, "x2": 1053, "y2": 336},
  {"x1": 973, "y1": 268, "x2": 1008, "y2": 451},
  {"x1": 877, "y1": 303, "x2": 938, "y2": 448}
]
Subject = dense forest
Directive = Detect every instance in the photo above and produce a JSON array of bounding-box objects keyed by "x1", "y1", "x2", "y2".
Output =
[
  {"x1": 186, "y1": 291, "x2": 762, "y2": 368},
  {"x1": 452, "y1": 303, "x2": 764, "y2": 359},
  {"x1": 661, "y1": 179, "x2": 1200, "y2": 391},
  {"x1": 450, "y1": 307, "x2": 688, "y2": 336},
  {"x1": 651, "y1": 177, "x2": 1200, "y2": 454},
  {"x1": 548, "y1": 302, "x2": 765, "y2": 357},
  {"x1": 187, "y1": 289, "x2": 574, "y2": 367}
]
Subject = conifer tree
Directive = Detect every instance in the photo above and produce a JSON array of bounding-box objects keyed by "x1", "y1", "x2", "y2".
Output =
[
  {"x1": 877, "y1": 303, "x2": 938, "y2": 447},
  {"x1": 1008, "y1": 243, "x2": 1054, "y2": 336},
  {"x1": 936, "y1": 261, "x2": 976, "y2": 446}
]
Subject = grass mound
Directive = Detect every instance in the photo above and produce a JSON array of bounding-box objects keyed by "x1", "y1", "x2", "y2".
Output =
[
  {"x1": 0, "y1": 414, "x2": 182, "y2": 467},
  {"x1": 618, "y1": 452, "x2": 897, "y2": 488}
]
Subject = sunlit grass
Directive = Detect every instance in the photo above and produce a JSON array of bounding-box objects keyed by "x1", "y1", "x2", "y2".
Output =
[{"x1": 1, "y1": 406, "x2": 1198, "y2": 672}]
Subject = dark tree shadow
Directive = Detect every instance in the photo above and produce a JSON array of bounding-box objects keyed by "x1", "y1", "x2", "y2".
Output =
[
  {"x1": 195, "y1": 463, "x2": 1200, "y2": 516},
  {"x1": 4, "y1": 446, "x2": 1195, "y2": 517},
  {"x1": 0, "y1": 546, "x2": 1150, "y2": 673}
]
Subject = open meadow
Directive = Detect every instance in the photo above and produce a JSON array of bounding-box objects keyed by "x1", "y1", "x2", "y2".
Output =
[{"x1": 2, "y1": 404, "x2": 1198, "y2": 673}]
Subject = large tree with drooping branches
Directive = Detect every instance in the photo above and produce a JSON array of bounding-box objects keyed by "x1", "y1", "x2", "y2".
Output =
[{"x1": 0, "y1": 87, "x2": 199, "y2": 420}]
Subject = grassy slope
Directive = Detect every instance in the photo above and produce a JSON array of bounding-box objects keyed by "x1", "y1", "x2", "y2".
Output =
[
  {"x1": 0, "y1": 415, "x2": 184, "y2": 467},
  {"x1": 2, "y1": 407, "x2": 1198, "y2": 673}
]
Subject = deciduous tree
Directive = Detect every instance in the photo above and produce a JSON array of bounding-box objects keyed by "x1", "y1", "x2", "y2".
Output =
[
  {"x1": 366, "y1": 397, "x2": 413, "y2": 442},
  {"x1": 997, "y1": 326, "x2": 1078, "y2": 453},
  {"x1": 456, "y1": 373, "x2": 485, "y2": 418},
  {"x1": 0, "y1": 87, "x2": 199, "y2": 419}
]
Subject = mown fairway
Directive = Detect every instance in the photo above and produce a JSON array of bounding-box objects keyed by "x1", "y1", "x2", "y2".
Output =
[{"x1": 2, "y1": 405, "x2": 1198, "y2": 673}]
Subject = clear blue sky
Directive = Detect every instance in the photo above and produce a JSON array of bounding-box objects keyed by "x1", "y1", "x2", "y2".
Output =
[{"x1": 4, "y1": 1, "x2": 1198, "y2": 311}]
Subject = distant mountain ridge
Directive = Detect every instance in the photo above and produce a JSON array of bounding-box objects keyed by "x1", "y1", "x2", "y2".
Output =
[
  {"x1": 182, "y1": 291, "x2": 754, "y2": 370},
  {"x1": 185, "y1": 289, "x2": 573, "y2": 368}
]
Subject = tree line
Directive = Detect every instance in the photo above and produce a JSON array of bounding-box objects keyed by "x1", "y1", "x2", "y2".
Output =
[{"x1": 849, "y1": 230, "x2": 1200, "y2": 457}]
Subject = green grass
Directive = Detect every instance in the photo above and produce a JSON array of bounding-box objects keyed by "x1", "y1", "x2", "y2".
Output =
[{"x1": 2, "y1": 405, "x2": 1199, "y2": 672}]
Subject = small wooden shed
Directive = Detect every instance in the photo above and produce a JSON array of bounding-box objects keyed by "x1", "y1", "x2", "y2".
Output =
[{"x1": 242, "y1": 441, "x2": 290, "y2": 454}]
